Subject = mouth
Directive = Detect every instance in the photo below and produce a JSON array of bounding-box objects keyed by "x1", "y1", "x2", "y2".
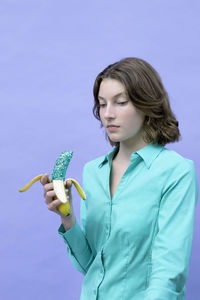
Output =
[
  {"x1": 107, "y1": 126, "x2": 120, "y2": 131},
  {"x1": 107, "y1": 125, "x2": 119, "y2": 128}
]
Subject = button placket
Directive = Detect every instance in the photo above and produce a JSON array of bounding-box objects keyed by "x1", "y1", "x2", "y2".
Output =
[{"x1": 113, "y1": 155, "x2": 142, "y2": 201}]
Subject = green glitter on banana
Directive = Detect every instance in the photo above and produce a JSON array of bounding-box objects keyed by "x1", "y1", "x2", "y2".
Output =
[
  {"x1": 52, "y1": 151, "x2": 73, "y2": 181},
  {"x1": 19, "y1": 150, "x2": 86, "y2": 216}
]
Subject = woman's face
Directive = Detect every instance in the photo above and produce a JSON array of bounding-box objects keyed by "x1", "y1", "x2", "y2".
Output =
[{"x1": 98, "y1": 78, "x2": 146, "y2": 144}]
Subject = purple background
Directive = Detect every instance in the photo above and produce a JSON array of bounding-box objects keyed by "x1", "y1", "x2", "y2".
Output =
[{"x1": 1, "y1": 1, "x2": 199, "y2": 299}]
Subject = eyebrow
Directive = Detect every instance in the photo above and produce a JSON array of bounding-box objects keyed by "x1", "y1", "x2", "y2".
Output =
[{"x1": 98, "y1": 92, "x2": 127, "y2": 101}]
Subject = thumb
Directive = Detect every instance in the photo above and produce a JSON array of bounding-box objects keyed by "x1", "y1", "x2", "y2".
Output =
[{"x1": 65, "y1": 179, "x2": 72, "y2": 190}]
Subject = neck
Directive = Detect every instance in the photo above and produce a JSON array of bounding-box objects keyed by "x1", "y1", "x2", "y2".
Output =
[{"x1": 114, "y1": 138, "x2": 148, "y2": 163}]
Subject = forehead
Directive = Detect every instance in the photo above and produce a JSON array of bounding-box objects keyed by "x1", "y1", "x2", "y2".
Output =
[{"x1": 98, "y1": 78, "x2": 127, "y2": 98}]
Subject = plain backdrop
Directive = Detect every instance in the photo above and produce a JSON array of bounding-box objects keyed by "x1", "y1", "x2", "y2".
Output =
[{"x1": 1, "y1": 1, "x2": 199, "y2": 299}]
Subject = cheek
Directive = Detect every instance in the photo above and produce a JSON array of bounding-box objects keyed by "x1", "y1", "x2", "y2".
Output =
[{"x1": 124, "y1": 109, "x2": 145, "y2": 129}]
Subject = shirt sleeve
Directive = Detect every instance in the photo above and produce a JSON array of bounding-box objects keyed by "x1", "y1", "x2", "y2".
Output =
[
  {"x1": 144, "y1": 160, "x2": 199, "y2": 300},
  {"x1": 58, "y1": 164, "x2": 95, "y2": 275}
]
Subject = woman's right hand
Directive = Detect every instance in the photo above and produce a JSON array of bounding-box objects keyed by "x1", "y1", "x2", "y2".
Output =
[{"x1": 40, "y1": 174, "x2": 76, "y2": 231}]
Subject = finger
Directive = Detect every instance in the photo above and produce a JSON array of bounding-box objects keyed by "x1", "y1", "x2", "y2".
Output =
[
  {"x1": 47, "y1": 199, "x2": 62, "y2": 211},
  {"x1": 65, "y1": 180, "x2": 72, "y2": 188},
  {"x1": 64, "y1": 180, "x2": 72, "y2": 195},
  {"x1": 45, "y1": 190, "x2": 56, "y2": 204},
  {"x1": 44, "y1": 182, "x2": 54, "y2": 192},
  {"x1": 40, "y1": 173, "x2": 50, "y2": 185}
]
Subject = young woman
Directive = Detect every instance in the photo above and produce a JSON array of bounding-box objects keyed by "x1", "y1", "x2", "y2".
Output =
[{"x1": 41, "y1": 57, "x2": 199, "y2": 300}]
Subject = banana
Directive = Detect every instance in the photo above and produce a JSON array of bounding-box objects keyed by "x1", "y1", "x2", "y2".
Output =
[{"x1": 19, "y1": 150, "x2": 86, "y2": 216}]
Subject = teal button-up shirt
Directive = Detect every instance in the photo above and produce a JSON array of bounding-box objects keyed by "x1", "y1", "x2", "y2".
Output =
[{"x1": 58, "y1": 143, "x2": 199, "y2": 300}]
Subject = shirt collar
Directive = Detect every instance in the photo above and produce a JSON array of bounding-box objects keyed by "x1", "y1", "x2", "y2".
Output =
[{"x1": 98, "y1": 142, "x2": 164, "y2": 169}]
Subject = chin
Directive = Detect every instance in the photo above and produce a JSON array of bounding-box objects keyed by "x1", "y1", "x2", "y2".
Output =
[{"x1": 109, "y1": 137, "x2": 121, "y2": 143}]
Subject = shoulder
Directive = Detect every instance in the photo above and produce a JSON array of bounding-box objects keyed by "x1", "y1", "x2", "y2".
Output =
[
  {"x1": 155, "y1": 147, "x2": 197, "y2": 190},
  {"x1": 81, "y1": 154, "x2": 107, "y2": 189},
  {"x1": 156, "y1": 146, "x2": 195, "y2": 173},
  {"x1": 157, "y1": 148, "x2": 199, "y2": 202},
  {"x1": 83, "y1": 154, "x2": 106, "y2": 173}
]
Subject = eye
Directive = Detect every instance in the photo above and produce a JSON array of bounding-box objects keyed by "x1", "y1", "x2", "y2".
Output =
[
  {"x1": 99, "y1": 101, "x2": 128, "y2": 107},
  {"x1": 118, "y1": 101, "x2": 128, "y2": 105},
  {"x1": 116, "y1": 100, "x2": 129, "y2": 106}
]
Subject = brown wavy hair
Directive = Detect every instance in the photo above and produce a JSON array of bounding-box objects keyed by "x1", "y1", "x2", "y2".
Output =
[{"x1": 92, "y1": 57, "x2": 181, "y2": 147}]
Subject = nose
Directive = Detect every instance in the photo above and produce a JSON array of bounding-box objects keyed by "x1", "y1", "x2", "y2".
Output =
[{"x1": 104, "y1": 103, "x2": 116, "y2": 119}]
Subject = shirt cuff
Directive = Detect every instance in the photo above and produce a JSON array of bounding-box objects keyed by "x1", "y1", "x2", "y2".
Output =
[{"x1": 58, "y1": 218, "x2": 89, "y2": 254}]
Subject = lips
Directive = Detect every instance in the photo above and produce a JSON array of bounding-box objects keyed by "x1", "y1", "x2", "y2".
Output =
[
  {"x1": 107, "y1": 125, "x2": 119, "y2": 128},
  {"x1": 107, "y1": 125, "x2": 120, "y2": 132}
]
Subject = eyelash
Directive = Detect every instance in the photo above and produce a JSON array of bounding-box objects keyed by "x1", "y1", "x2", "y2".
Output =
[{"x1": 99, "y1": 101, "x2": 128, "y2": 107}]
